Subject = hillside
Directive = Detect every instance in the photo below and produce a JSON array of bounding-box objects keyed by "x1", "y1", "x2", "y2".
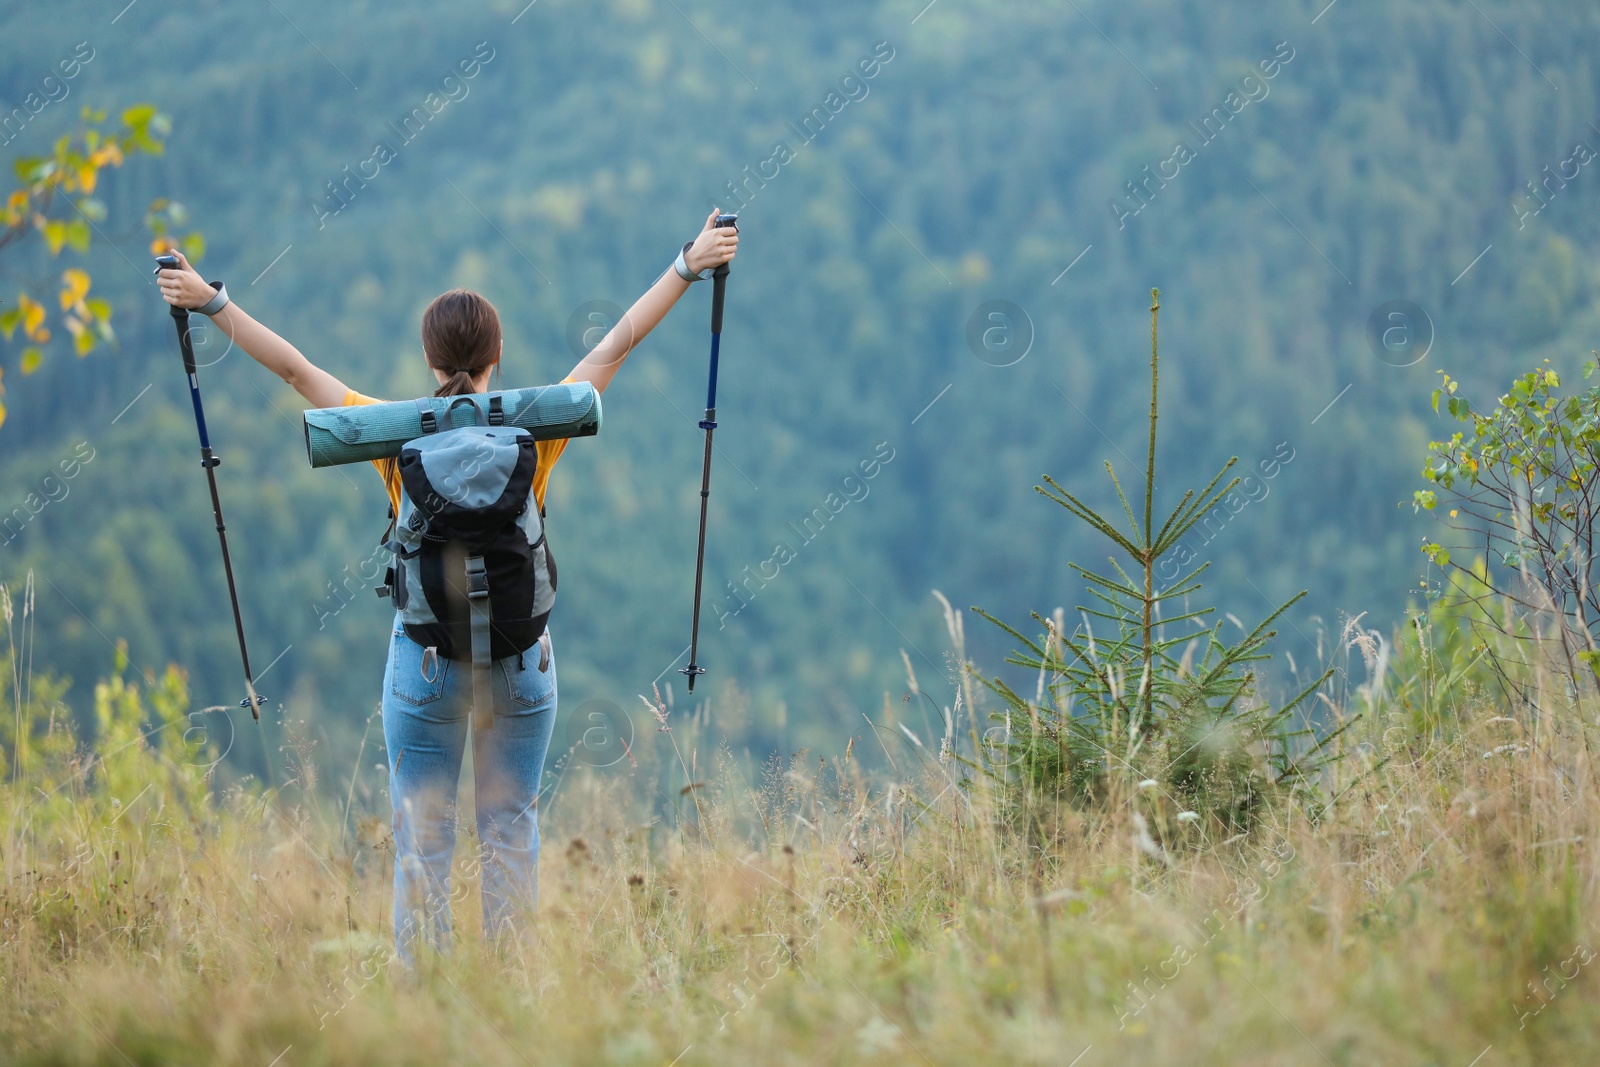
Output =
[{"x1": 2, "y1": 0, "x2": 1598, "y2": 775}]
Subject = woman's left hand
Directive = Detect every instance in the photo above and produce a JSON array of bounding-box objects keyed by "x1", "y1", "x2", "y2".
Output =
[{"x1": 683, "y1": 209, "x2": 738, "y2": 275}]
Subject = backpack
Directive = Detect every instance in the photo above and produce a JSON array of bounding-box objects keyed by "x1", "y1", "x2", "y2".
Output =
[{"x1": 378, "y1": 394, "x2": 556, "y2": 730}]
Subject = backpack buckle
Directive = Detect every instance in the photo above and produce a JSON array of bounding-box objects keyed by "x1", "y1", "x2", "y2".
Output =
[
  {"x1": 488, "y1": 394, "x2": 505, "y2": 426},
  {"x1": 464, "y1": 554, "x2": 490, "y2": 599},
  {"x1": 415, "y1": 398, "x2": 438, "y2": 434}
]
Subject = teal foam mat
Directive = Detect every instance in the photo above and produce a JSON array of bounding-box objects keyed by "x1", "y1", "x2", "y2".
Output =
[{"x1": 303, "y1": 383, "x2": 602, "y2": 467}]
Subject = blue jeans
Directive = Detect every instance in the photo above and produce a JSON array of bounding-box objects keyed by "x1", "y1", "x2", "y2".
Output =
[{"x1": 381, "y1": 619, "x2": 557, "y2": 963}]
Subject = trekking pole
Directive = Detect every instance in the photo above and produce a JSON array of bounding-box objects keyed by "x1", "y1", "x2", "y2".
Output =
[
  {"x1": 155, "y1": 254, "x2": 265, "y2": 719},
  {"x1": 681, "y1": 215, "x2": 737, "y2": 694}
]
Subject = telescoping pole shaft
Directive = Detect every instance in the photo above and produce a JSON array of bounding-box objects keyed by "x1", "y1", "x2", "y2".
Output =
[
  {"x1": 682, "y1": 262, "x2": 730, "y2": 693},
  {"x1": 169, "y1": 305, "x2": 263, "y2": 719}
]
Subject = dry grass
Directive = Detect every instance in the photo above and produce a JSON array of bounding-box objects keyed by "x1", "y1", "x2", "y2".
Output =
[{"x1": 3, "y1": 631, "x2": 1600, "y2": 1067}]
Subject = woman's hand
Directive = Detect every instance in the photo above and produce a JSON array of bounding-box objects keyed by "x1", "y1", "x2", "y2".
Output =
[
  {"x1": 683, "y1": 208, "x2": 738, "y2": 275},
  {"x1": 154, "y1": 249, "x2": 218, "y2": 309}
]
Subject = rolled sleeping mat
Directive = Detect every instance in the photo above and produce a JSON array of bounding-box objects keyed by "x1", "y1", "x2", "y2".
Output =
[{"x1": 303, "y1": 382, "x2": 602, "y2": 468}]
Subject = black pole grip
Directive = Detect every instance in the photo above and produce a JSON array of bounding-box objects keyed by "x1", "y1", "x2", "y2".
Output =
[
  {"x1": 710, "y1": 264, "x2": 729, "y2": 334},
  {"x1": 709, "y1": 211, "x2": 736, "y2": 336},
  {"x1": 170, "y1": 305, "x2": 198, "y2": 377}
]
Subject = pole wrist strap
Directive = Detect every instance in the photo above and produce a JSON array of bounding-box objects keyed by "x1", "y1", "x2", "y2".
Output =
[
  {"x1": 195, "y1": 282, "x2": 230, "y2": 317},
  {"x1": 674, "y1": 242, "x2": 709, "y2": 283}
]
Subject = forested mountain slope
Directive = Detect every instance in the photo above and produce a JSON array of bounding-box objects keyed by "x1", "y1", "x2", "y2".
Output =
[{"x1": 2, "y1": 0, "x2": 1597, "y2": 771}]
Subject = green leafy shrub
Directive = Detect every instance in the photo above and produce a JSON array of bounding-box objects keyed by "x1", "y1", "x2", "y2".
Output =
[
  {"x1": 1416, "y1": 360, "x2": 1600, "y2": 686},
  {"x1": 4, "y1": 573, "x2": 213, "y2": 827}
]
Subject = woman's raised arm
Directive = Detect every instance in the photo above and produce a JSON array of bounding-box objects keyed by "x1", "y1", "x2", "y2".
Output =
[
  {"x1": 156, "y1": 250, "x2": 350, "y2": 410},
  {"x1": 568, "y1": 209, "x2": 738, "y2": 395}
]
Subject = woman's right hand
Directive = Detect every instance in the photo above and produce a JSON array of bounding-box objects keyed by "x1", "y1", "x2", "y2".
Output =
[
  {"x1": 151, "y1": 248, "x2": 352, "y2": 408},
  {"x1": 683, "y1": 209, "x2": 739, "y2": 276},
  {"x1": 154, "y1": 249, "x2": 218, "y2": 309}
]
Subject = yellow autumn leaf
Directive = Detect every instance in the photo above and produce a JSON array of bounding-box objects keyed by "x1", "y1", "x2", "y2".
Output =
[
  {"x1": 73, "y1": 326, "x2": 94, "y2": 356},
  {"x1": 20, "y1": 347, "x2": 42, "y2": 375},
  {"x1": 18, "y1": 293, "x2": 45, "y2": 338},
  {"x1": 77, "y1": 163, "x2": 98, "y2": 195},
  {"x1": 92, "y1": 142, "x2": 124, "y2": 168},
  {"x1": 148, "y1": 235, "x2": 172, "y2": 257},
  {"x1": 59, "y1": 268, "x2": 90, "y2": 311}
]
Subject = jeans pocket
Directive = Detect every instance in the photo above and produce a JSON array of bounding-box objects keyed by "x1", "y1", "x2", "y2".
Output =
[
  {"x1": 501, "y1": 636, "x2": 555, "y2": 711},
  {"x1": 389, "y1": 629, "x2": 449, "y2": 706}
]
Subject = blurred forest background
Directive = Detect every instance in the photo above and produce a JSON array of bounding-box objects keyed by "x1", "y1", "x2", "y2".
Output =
[{"x1": 2, "y1": 0, "x2": 1598, "y2": 783}]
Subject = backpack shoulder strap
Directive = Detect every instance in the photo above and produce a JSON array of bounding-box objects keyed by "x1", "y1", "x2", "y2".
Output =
[
  {"x1": 375, "y1": 504, "x2": 398, "y2": 600},
  {"x1": 465, "y1": 554, "x2": 494, "y2": 732}
]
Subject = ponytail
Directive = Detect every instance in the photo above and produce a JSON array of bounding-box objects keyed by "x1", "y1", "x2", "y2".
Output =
[{"x1": 433, "y1": 369, "x2": 478, "y2": 397}]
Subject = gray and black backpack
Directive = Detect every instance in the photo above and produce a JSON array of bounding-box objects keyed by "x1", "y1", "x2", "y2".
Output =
[{"x1": 378, "y1": 394, "x2": 555, "y2": 729}]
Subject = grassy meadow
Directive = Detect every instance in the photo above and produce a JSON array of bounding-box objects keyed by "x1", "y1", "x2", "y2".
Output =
[{"x1": 3, "y1": 596, "x2": 1598, "y2": 1067}]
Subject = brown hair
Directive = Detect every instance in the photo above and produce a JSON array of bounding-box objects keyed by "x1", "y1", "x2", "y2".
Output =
[{"x1": 421, "y1": 289, "x2": 502, "y2": 397}]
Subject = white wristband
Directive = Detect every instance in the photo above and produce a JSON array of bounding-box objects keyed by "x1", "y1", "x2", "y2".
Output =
[
  {"x1": 195, "y1": 282, "x2": 230, "y2": 317},
  {"x1": 674, "y1": 244, "x2": 708, "y2": 282}
]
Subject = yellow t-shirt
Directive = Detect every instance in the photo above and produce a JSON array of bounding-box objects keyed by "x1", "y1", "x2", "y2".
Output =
[{"x1": 342, "y1": 389, "x2": 569, "y2": 516}]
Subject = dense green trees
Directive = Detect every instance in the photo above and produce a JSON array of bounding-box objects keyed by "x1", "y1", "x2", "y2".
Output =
[{"x1": 1, "y1": 0, "x2": 1597, "y2": 779}]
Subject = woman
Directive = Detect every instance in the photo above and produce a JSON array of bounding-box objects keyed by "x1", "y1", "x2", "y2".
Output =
[{"x1": 157, "y1": 210, "x2": 738, "y2": 961}]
